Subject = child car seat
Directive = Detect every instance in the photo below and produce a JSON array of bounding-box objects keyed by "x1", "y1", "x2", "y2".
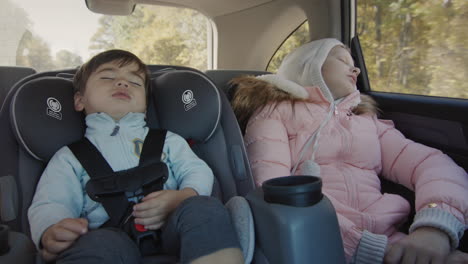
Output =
[
  {"x1": 0, "y1": 66, "x2": 256, "y2": 263},
  {"x1": 0, "y1": 66, "x2": 345, "y2": 264},
  {"x1": 0, "y1": 66, "x2": 36, "y2": 110}
]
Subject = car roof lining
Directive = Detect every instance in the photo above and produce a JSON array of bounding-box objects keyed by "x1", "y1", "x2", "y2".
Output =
[
  {"x1": 84, "y1": 0, "x2": 342, "y2": 70},
  {"x1": 86, "y1": 0, "x2": 274, "y2": 17}
]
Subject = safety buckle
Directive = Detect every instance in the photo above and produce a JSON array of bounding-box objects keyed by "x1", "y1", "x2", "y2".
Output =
[{"x1": 130, "y1": 223, "x2": 160, "y2": 255}]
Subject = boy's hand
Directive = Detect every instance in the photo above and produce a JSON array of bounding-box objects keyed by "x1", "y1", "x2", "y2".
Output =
[
  {"x1": 384, "y1": 226, "x2": 450, "y2": 264},
  {"x1": 133, "y1": 188, "x2": 197, "y2": 230},
  {"x1": 40, "y1": 218, "x2": 88, "y2": 262}
]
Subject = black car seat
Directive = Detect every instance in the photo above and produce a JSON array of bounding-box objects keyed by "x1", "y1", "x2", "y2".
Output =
[
  {"x1": 0, "y1": 69, "x2": 76, "y2": 234},
  {"x1": 150, "y1": 70, "x2": 255, "y2": 201},
  {"x1": 0, "y1": 66, "x2": 345, "y2": 264},
  {"x1": 0, "y1": 66, "x2": 256, "y2": 263},
  {"x1": 0, "y1": 66, "x2": 36, "y2": 113},
  {"x1": 0, "y1": 69, "x2": 77, "y2": 264}
]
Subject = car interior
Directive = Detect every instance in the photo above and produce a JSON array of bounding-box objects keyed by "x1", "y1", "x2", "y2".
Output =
[{"x1": 0, "y1": 0, "x2": 467, "y2": 263}]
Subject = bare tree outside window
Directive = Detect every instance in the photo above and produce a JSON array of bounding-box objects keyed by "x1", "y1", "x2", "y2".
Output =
[
  {"x1": 358, "y1": 0, "x2": 468, "y2": 99},
  {"x1": 0, "y1": 1, "x2": 209, "y2": 72},
  {"x1": 267, "y1": 22, "x2": 309, "y2": 73}
]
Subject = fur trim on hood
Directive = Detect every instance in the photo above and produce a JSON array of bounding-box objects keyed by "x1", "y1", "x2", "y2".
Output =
[
  {"x1": 230, "y1": 74, "x2": 379, "y2": 133},
  {"x1": 230, "y1": 75, "x2": 308, "y2": 132}
]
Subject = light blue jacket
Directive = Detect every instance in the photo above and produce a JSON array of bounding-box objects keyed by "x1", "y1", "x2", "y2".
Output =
[{"x1": 28, "y1": 112, "x2": 214, "y2": 248}]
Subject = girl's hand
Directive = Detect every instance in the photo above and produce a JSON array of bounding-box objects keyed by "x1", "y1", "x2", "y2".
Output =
[
  {"x1": 446, "y1": 250, "x2": 468, "y2": 264},
  {"x1": 40, "y1": 218, "x2": 88, "y2": 262},
  {"x1": 133, "y1": 188, "x2": 197, "y2": 230},
  {"x1": 384, "y1": 227, "x2": 451, "y2": 264}
]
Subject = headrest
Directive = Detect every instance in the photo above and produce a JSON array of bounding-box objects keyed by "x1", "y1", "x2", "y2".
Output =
[
  {"x1": 205, "y1": 69, "x2": 270, "y2": 100},
  {"x1": 10, "y1": 77, "x2": 85, "y2": 162},
  {"x1": 10, "y1": 70, "x2": 220, "y2": 161},
  {"x1": 152, "y1": 70, "x2": 221, "y2": 143}
]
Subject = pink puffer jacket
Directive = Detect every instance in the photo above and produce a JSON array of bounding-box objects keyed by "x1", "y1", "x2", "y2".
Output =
[{"x1": 244, "y1": 86, "x2": 468, "y2": 259}]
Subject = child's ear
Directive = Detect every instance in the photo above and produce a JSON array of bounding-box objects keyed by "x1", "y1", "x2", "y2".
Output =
[{"x1": 74, "y1": 92, "x2": 85, "y2": 112}]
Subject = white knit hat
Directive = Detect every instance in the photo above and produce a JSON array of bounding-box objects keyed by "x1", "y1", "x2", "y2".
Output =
[{"x1": 277, "y1": 38, "x2": 343, "y2": 102}]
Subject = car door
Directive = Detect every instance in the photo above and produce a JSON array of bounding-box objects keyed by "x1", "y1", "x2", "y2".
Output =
[
  {"x1": 352, "y1": 35, "x2": 468, "y2": 173},
  {"x1": 350, "y1": 0, "x2": 468, "y2": 250}
]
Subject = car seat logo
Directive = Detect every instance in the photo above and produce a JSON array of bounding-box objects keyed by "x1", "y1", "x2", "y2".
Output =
[
  {"x1": 46, "y1": 97, "x2": 62, "y2": 120},
  {"x1": 182, "y1": 90, "x2": 197, "y2": 111}
]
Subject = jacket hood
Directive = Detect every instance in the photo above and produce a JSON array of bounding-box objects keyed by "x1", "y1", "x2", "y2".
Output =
[
  {"x1": 254, "y1": 73, "x2": 361, "y2": 108},
  {"x1": 277, "y1": 38, "x2": 344, "y2": 103},
  {"x1": 231, "y1": 74, "x2": 361, "y2": 135},
  {"x1": 256, "y1": 74, "x2": 309, "y2": 99}
]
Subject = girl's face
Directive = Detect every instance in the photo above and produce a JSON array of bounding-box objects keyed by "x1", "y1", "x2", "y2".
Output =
[{"x1": 321, "y1": 46, "x2": 360, "y2": 100}]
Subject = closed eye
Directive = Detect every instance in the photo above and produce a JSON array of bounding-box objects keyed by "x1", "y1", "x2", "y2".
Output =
[
  {"x1": 101, "y1": 77, "x2": 114, "y2": 80},
  {"x1": 339, "y1": 58, "x2": 349, "y2": 64},
  {"x1": 130, "y1": 81, "x2": 142, "y2": 87}
]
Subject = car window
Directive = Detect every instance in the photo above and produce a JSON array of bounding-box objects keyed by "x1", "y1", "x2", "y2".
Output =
[
  {"x1": 1, "y1": 0, "x2": 209, "y2": 72},
  {"x1": 357, "y1": 0, "x2": 467, "y2": 99},
  {"x1": 267, "y1": 21, "x2": 309, "y2": 73}
]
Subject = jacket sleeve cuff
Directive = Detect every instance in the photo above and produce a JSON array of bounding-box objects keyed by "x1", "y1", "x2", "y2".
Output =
[
  {"x1": 409, "y1": 207, "x2": 465, "y2": 249},
  {"x1": 352, "y1": 230, "x2": 388, "y2": 264}
]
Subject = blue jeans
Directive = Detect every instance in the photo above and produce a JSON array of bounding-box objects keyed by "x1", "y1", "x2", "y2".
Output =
[{"x1": 55, "y1": 196, "x2": 240, "y2": 264}]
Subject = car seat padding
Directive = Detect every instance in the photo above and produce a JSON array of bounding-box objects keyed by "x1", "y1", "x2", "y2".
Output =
[
  {"x1": 152, "y1": 71, "x2": 221, "y2": 143},
  {"x1": 10, "y1": 77, "x2": 85, "y2": 162}
]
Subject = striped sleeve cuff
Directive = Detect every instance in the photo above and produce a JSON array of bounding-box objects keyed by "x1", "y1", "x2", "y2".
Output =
[
  {"x1": 409, "y1": 207, "x2": 465, "y2": 249},
  {"x1": 352, "y1": 230, "x2": 388, "y2": 264}
]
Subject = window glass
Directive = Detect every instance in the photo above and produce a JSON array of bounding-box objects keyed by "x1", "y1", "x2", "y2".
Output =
[
  {"x1": 357, "y1": 0, "x2": 467, "y2": 99},
  {"x1": 267, "y1": 21, "x2": 309, "y2": 72},
  {"x1": 0, "y1": 0, "x2": 209, "y2": 72}
]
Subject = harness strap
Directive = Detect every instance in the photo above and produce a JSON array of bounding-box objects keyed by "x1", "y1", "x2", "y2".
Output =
[
  {"x1": 68, "y1": 136, "x2": 115, "y2": 177},
  {"x1": 140, "y1": 129, "x2": 166, "y2": 166},
  {"x1": 68, "y1": 137, "x2": 129, "y2": 227},
  {"x1": 139, "y1": 129, "x2": 167, "y2": 195},
  {"x1": 68, "y1": 129, "x2": 168, "y2": 227}
]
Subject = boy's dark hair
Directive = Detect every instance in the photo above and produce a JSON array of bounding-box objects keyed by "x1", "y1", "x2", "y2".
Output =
[{"x1": 73, "y1": 49, "x2": 150, "y2": 94}]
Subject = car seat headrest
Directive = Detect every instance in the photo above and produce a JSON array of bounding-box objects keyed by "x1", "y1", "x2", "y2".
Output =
[
  {"x1": 56, "y1": 73, "x2": 75, "y2": 79},
  {"x1": 10, "y1": 70, "x2": 220, "y2": 161},
  {"x1": 10, "y1": 77, "x2": 85, "y2": 162},
  {"x1": 152, "y1": 70, "x2": 221, "y2": 143}
]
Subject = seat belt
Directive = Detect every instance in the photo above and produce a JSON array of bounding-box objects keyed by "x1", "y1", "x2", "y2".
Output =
[{"x1": 68, "y1": 129, "x2": 168, "y2": 254}]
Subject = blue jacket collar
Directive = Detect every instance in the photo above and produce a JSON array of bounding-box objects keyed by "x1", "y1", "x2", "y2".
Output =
[{"x1": 85, "y1": 112, "x2": 146, "y2": 135}]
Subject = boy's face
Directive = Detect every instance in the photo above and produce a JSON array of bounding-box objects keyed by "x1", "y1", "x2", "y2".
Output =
[
  {"x1": 321, "y1": 46, "x2": 361, "y2": 100},
  {"x1": 74, "y1": 60, "x2": 147, "y2": 120}
]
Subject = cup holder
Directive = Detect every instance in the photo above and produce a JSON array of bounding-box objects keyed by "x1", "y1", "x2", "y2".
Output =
[
  {"x1": 0, "y1": 224, "x2": 10, "y2": 255},
  {"x1": 262, "y1": 175, "x2": 322, "y2": 207}
]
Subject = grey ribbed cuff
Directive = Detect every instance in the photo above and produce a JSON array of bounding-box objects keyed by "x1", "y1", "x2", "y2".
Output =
[
  {"x1": 352, "y1": 230, "x2": 388, "y2": 264},
  {"x1": 409, "y1": 207, "x2": 465, "y2": 249}
]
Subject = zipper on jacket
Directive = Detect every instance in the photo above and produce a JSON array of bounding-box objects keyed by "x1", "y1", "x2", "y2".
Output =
[
  {"x1": 110, "y1": 124, "x2": 120, "y2": 136},
  {"x1": 335, "y1": 113, "x2": 358, "y2": 208}
]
